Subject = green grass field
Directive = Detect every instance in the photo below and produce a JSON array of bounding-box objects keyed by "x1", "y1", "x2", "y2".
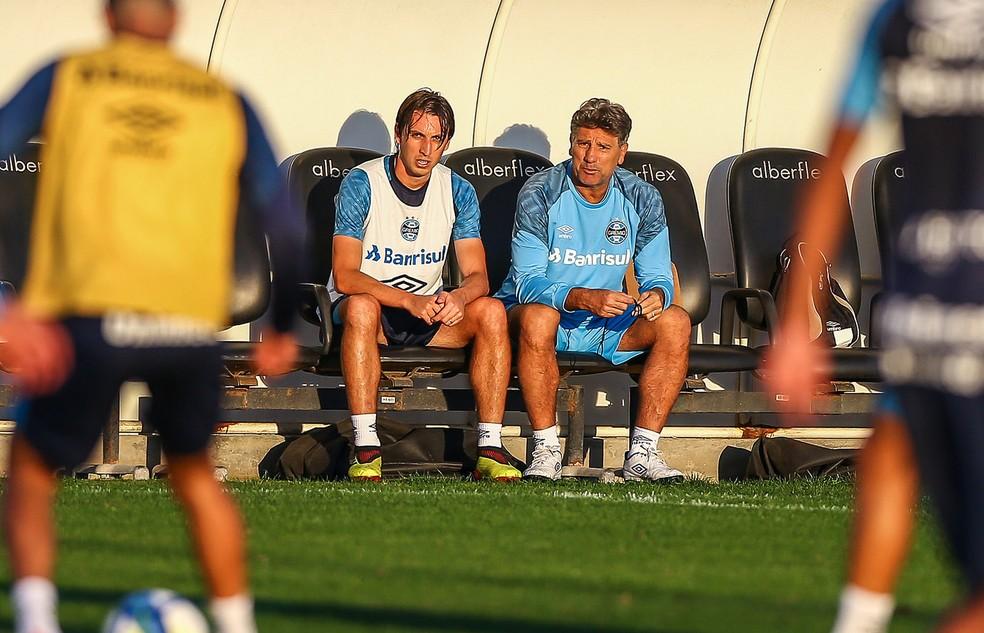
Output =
[{"x1": 0, "y1": 478, "x2": 959, "y2": 633}]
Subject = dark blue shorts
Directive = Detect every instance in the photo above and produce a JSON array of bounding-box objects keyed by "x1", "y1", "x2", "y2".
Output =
[
  {"x1": 895, "y1": 386, "x2": 984, "y2": 591},
  {"x1": 16, "y1": 317, "x2": 221, "y2": 471},
  {"x1": 332, "y1": 299, "x2": 440, "y2": 347}
]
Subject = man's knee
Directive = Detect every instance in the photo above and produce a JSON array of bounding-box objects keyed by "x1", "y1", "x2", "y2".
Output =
[
  {"x1": 470, "y1": 297, "x2": 507, "y2": 334},
  {"x1": 342, "y1": 294, "x2": 381, "y2": 331},
  {"x1": 516, "y1": 305, "x2": 560, "y2": 349},
  {"x1": 656, "y1": 306, "x2": 691, "y2": 343}
]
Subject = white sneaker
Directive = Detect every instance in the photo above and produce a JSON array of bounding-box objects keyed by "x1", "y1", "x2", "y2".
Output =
[
  {"x1": 523, "y1": 444, "x2": 562, "y2": 481},
  {"x1": 622, "y1": 445, "x2": 685, "y2": 483}
]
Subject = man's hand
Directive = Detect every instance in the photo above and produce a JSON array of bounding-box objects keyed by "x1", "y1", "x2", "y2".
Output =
[
  {"x1": 404, "y1": 294, "x2": 442, "y2": 325},
  {"x1": 432, "y1": 291, "x2": 466, "y2": 327},
  {"x1": 635, "y1": 290, "x2": 664, "y2": 321},
  {"x1": 763, "y1": 335, "x2": 830, "y2": 416},
  {"x1": 0, "y1": 304, "x2": 73, "y2": 395},
  {"x1": 253, "y1": 329, "x2": 298, "y2": 376},
  {"x1": 569, "y1": 288, "x2": 634, "y2": 318}
]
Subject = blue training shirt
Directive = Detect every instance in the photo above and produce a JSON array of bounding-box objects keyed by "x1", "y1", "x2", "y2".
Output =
[{"x1": 495, "y1": 159, "x2": 673, "y2": 329}]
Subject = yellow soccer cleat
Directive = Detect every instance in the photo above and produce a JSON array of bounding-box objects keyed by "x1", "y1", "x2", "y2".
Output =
[
  {"x1": 348, "y1": 447, "x2": 383, "y2": 482},
  {"x1": 474, "y1": 448, "x2": 522, "y2": 482}
]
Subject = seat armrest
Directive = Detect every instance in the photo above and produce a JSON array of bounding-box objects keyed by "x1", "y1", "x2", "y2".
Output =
[
  {"x1": 719, "y1": 288, "x2": 779, "y2": 345},
  {"x1": 297, "y1": 283, "x2": 334, "y2": 354},
  {"x1": 0, "y1": 281, "x2": 16, "y2": 300}
]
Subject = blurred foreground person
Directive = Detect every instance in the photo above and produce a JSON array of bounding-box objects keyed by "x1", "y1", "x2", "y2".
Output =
[
  {"x1": 767, "y1": 1, "x2": 984, "y2": 632},
  {"x1": 0, "y1": 1, "x2": 303, "y2": 632}
]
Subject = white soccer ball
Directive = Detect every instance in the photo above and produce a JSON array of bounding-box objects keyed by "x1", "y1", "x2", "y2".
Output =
[{"x1": 102, "y1": 589, "x2": 209, "y2": 633}]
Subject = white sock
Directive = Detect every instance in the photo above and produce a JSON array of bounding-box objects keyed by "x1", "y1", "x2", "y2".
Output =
[
  {"x1": 211, "y1": 594, "x2": 257, "y2": 633},
  {"x1": 532, "y1": 425, "x2": 560, "y2": 449},
  {"x1": 13, "y1": 577, "x2": 60, "y2": 633},
  {"x1": 477, "y1": 422, "x2": 502, "y2": 448},
  {"x1": 351, "y1": 413, "x2": 379, "y2": 447},
  {"x1": 830, "y1": 585, "x2": 895, "y2": 633},
  {"x1": 630, "y1": 426, "x2": 661, "y2": 449}
]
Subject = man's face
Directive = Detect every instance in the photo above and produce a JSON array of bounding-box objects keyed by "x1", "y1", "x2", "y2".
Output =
[
  {"x1": 569, "y1": 126, "x2": 627, "y2": 192},
  {"x1": 396, "y1": 111, "x2": 449, "y2": 180}
]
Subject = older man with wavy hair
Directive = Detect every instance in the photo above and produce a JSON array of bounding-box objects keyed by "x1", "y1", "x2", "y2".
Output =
[{"x1": 496, "y1": 98, "x2": 691, "y2": 482}]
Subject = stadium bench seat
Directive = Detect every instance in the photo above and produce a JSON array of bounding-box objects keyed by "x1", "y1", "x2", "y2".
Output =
[{"x1": 724, "y1": 147, "x2": 881, "y2": 382}]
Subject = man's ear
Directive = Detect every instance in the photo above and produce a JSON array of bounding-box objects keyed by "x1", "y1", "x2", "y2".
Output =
[{"x1": 618, "y1": 143, "x2": 628, "y2": 165}]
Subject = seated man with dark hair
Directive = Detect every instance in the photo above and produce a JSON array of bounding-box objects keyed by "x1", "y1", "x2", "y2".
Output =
[
  {"x1": 496, "y1": 98, "x2": 692, "y2": 482},
  {"x1": 331, "y1": 88, "x2": 520, "y2": 482}
]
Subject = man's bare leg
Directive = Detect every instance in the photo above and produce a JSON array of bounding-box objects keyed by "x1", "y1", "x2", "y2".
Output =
[
  {"x1": 4, "y1": 435, "x2": 61, "y2": 633},
  {"x1": 616, "y1": 306, "x2": 691, "y2": 482},
  {"x1": 429, "y1": 297, "x2": 510, "y2": 423},
  {"x1": 337, "y1": 295, "x2": 388, "y2": 474},
  {"x1": 508, "y1": 304, "x2": 564, "y2": 479},
  {"x1": 167, "y1": 451, "x2": 256, "y2": 633},
  {"x1": 937, "y1": 594, "x2": 984, "y2": 633},
  {"x1": 430, "y1": 297, "x2": 517, "y2": 479},
  {"x1": 617, "y1": 305, "x2": 691, "y2": 432},
  {"x1": 831, "y1": 417, "x2": 917, "y2": 633},
  {"x1": 337, "y1": 294, "x2": 386, "y2": 416}
]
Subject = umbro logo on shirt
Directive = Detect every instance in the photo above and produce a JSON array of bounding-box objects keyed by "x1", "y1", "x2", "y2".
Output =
[{"x1": 557, "y1": 225, "x2": 575, "y2": 240}]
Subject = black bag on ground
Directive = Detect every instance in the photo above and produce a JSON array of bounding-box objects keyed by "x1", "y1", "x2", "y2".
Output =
[
  {"x1": 770, "y1": 238, "x2": 860, "y2": 347},
  {"x1": 265, "y1": 416, "x2": 525, "y2": 480},
  {"x1": 745, "y1": 437, "x2": 857, "y2": 479}
]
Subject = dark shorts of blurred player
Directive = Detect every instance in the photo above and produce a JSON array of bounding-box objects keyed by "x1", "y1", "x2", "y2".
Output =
[{"x1": 16, "y1": 316, "x2": 221, "y2": 472}]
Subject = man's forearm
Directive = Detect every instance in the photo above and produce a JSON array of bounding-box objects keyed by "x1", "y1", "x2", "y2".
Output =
[
  {"x1": 334, "y1": 270, "x2": 415, "y2": 310},
  {"x1": 564, "y1": 287, "x2": 591, "y2": 312},
  {"x1": 450, "y1": 272, "x2": 489, "y2": 305}
]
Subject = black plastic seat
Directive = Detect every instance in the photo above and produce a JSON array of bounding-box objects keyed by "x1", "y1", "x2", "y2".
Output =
[
  {"x1": 870, "y1": 151, "x2": 906, "y2": 276},
  {"x1": 724, "y1": 147, "x2": 880, "y2": 382},
  {"x1": 0, "y1": 142, "x2": 39, "y2": 292},
  {"x1": 283, "y1": 147, "x2": 468, "y2": 375}
]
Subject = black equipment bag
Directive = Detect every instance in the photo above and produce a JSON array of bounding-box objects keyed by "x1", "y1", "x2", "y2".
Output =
[
  {"x1": 745, "y1": 437, "x2": 857, "y2": 479},
  {"x1": 771, "y1": 238, "x2": 860, "y2": 347},
  {"x1": 264, "y1": 417, "x2": 525, "y2": 480}
]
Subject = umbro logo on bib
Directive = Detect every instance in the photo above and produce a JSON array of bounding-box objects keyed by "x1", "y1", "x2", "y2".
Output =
[{"x1": 401, "y1": 218, "x2": 420, "y2": 242}]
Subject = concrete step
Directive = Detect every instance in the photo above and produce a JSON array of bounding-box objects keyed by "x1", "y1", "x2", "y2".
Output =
[{"x1": 0, "y1": 422, "x2": 868, "y2": 481}]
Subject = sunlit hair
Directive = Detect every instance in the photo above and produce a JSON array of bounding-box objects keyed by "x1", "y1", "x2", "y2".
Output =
[
  {"x1": 395, "y1": 89, "x2": 455, "y2": 143},
  {"x1": 106, "y1": 0, "x2": 174, "y2": 12},
  {"x1": 570, "y1": 98, "x2": 632, "y2": 145}
]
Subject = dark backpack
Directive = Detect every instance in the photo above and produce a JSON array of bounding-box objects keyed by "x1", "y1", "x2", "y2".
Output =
[
  {"x1": 770, "y1": 238, "x2": 860, "y2": 347},
  {"x1": 260, "y1": 416, "x2": 525, "y2": 480}
]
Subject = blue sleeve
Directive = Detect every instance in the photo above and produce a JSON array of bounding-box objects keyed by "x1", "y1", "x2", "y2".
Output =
[
  {"x1": 451, "y1": 172, "x2": 481, "y2": 240},
  {"x1": 837, "y1": 0, "x2": 900, "y2": 124},
  {"x1": 333, "y1": 169, "x2": 371, "y2": 240},
  {"x1": 239, "y1": 94, "x2": 305, "y2": 332},
  {"x1": 0, "y1": 61, "x2": 56, "y2": 157},
  {"x1": 633, "y1": 190, "x2": 674, "y2": 306},
  {"x1": 510, "y1": 183, "x2": 573, "y2": 312}
]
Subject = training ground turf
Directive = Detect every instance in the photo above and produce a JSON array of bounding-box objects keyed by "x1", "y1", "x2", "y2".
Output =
[{"x1": 0, "y1": 478, "x2": 958, "y2": 633}]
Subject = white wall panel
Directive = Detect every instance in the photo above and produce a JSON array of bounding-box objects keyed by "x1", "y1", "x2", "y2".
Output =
[
  {"x1": 477, "y1": 0, "x2": 773, "y2": 220},
  {"x1": 210, "y1": 0, "x2": 500, "y2": 159},
  {"x1": 0, "y1": 0, "x2": 224, "y2": 100}
]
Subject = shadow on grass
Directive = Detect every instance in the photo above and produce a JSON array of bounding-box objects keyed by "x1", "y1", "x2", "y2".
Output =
[
  {"x1": 0, "y1": 583, "x2": 688, "y2": 633},
  {"x1": 0, "y1": 582, "x2": 945, "y2": 633}
]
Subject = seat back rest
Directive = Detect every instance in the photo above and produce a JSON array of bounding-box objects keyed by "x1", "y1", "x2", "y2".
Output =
[
  {"x1": 282, "y1": 147, "x2": 383, "y2": 285},
  {"x1": 443, "y1": 147, "x2": 553, "y2": 293},
  {"x1": 872, "y1": 151, "x2": 906, "y2": 276},
  {"x1": 727, "y1": 147, "x2": 862, "y2": 330},
  {"x1": 228, "y1": 200, "x2": 272, "y2": 326},
  {"x1": 621, "y1": 151, "x2": 710, "y2": 325},
  {"x1": 0, "y1": 142, "x2": 41, "y2": 291}
]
